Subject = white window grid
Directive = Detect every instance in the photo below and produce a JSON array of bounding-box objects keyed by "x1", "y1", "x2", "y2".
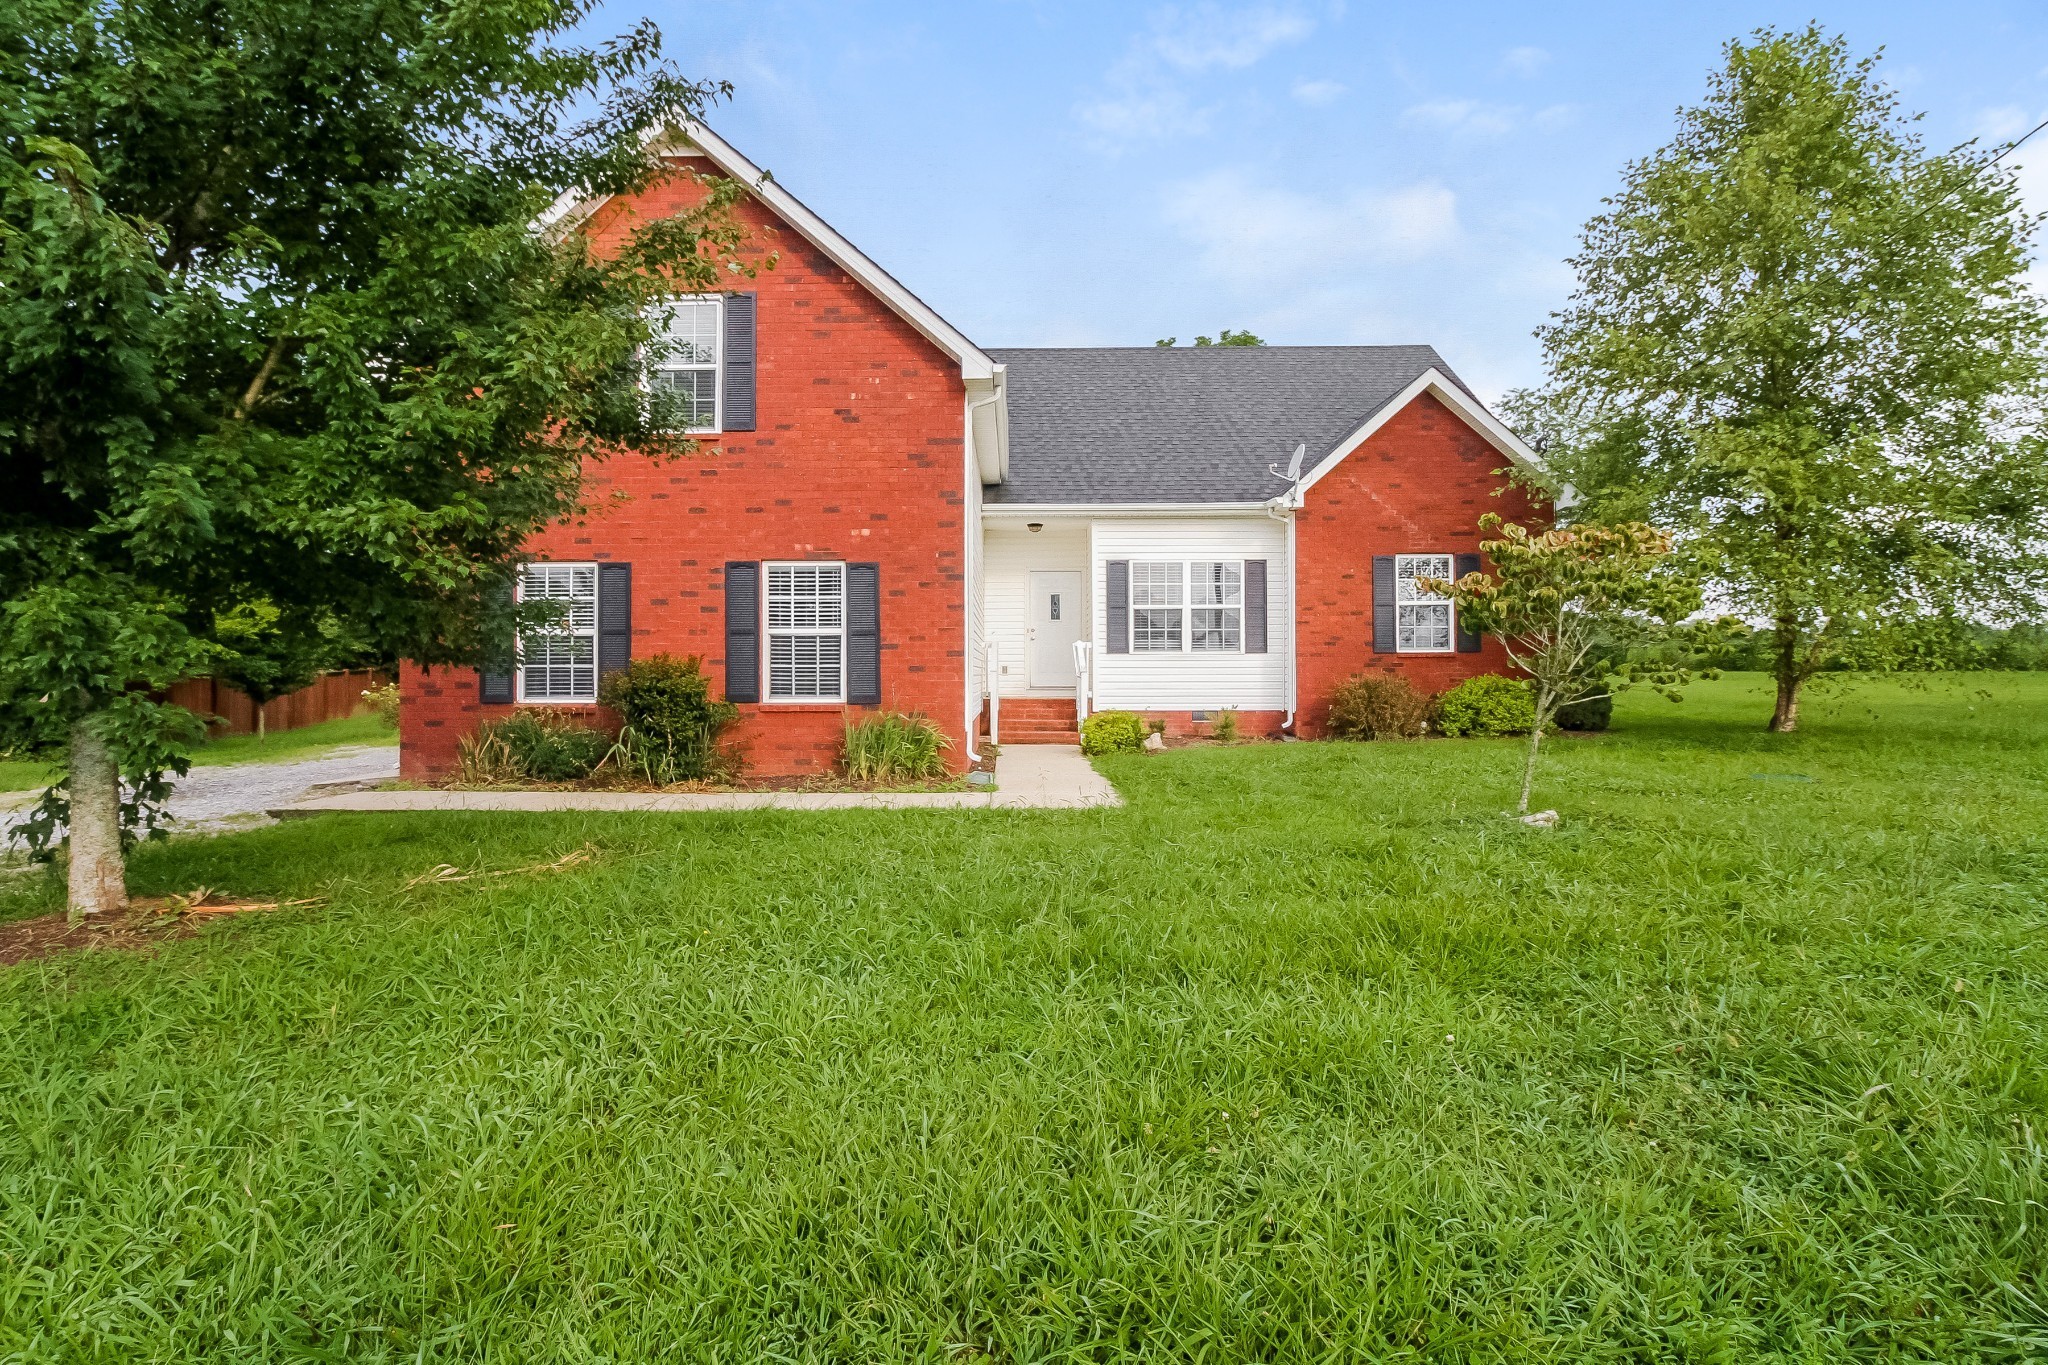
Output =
[
  {"x1": 646, "y1": 296, "x2": 722, "y2": 434},
  {"x1": 1128, "y1": 560, "x2": 1244, "y2": 654},
  {"x1": 766, "y1": 562, "x2": 845, "y2": 701},
  {"x1": 517, "y1": 562, "x2": 598, "y2": 702},
  {"x1": 1190, "y1": 561, "x2": 1242, "y2": 652},
  {"x1": 1395, "y1": 552, "x2": 1455, "y2": 653}
]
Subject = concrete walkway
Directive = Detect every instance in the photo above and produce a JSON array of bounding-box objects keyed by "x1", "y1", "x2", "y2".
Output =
[{"x1": 270, "y1": 744, "x2": 1120, "y2": 818}]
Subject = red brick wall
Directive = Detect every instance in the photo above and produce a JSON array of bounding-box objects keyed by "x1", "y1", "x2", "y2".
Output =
[
  {"x1": 401, "y1": 159, "x2": 970, "y2": 780},
  {"x1": 1293, "y1": 390, "x2": 1545, "y2": 737}
]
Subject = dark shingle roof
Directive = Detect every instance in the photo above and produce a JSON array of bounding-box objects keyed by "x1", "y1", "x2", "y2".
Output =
[{"x1": 984, "y1": 345, "x2": 1472, "y2": 505}]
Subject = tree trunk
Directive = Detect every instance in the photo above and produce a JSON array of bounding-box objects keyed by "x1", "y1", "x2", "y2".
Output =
[
  {"x1": 66, "y1": 719, "x2": 127, "y2": 923},
  {"x1": 257, "y1": 705, "x2": 266, "y2": 743},
  {"x1": 1770, "y1": 618, "x2": 1802, "y2": 733},
  {"x1": 1517, "y1": 718, "x2": 1545, "y2": 816}
]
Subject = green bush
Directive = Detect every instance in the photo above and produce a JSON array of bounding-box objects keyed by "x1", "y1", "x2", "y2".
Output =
[
  {"x1": 359, "y1": 680, "x2": 400, "y2": 729},
  {"x1": 1081, "y1": 710, "x2": 1146, "y2": 755},
  {"x1": 1554, "y1": 691, "x2": 1613, "y2": 732},
  {"x1": 1326, "y1": 674, "x2": 1430, "y2": 739},
  {"x1": 1209, "y1": 709, "x2": 1239, "y2": 743},
  {"x1": 1433, "y1": 674, "x2": 1536, "y2": 738},
  {"x1": 599, "y1": 654, "x2": 739, "y2": 784},
  {"x1": 461, "y1": 710, "x2": 613, "y2": 782},
  {"x1": 844, "y1": 712, "x2": 951, "y2": 782}
]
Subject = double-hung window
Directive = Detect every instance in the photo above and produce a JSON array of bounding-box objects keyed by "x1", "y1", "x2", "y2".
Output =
[
  {"x1": 1130, "y1": 561, "x2": 1184, "y2": 652},
  {"x1": 766, "y1": 562, "x2": 845, "y2": 700},
  {"x1": 1395, "y1": 553, "x2": 1455, "y2": 653},
  {"x1": 1130, "y1": 561, "x2": 1244, "y2": 653},
  {"x1": 518, "y1": 562, "x2": 599, "y2": 702},
  {"x1": 1189, "y1": 561, "x2": 1242, "y2": 651},
  {"x1": 646, "y1": 296, "x2": 722, "y2": 433}
]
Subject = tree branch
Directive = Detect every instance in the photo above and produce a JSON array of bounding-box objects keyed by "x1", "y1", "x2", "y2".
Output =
[{"x1": 232, "y1": 335, "x2": 290, "y2": 420}]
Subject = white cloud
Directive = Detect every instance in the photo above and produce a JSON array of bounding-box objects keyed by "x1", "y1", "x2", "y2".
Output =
[
  {"x1": 1291, "y1": 78, "x2": 1346, "y2": 106},
  {"x1": 1975, "y1": 106, "x2": 2048, "y2": 291},
  {"x1": 1501, "y1": 46, "x2": 1549, "y2": 77},
  {"x1": 1078, "y1": 87, "x2": 1206, "y2": 141},
  {"x1": 1151, "y1": 4, "x2": 1314, "y2": 71},
  {"x1": 1163, "y1": 168, "x2": 1461, "y2": 282},
  {"x1": 1401, "y1": 99, "x2": 1521, "y2": 136},
  {"x1": 1075, "y1": 4, "x2": 1315, "y2": 148}
]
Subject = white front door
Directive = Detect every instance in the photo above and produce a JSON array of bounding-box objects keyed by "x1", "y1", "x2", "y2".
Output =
[{"x1": 1027, "y1": 571, "x2": 1085, "y2": 690}]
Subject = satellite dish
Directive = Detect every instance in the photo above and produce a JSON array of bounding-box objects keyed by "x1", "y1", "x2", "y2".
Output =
[{"x1": 1270, "y1": 442, "x2": 1307, "y2": 485}]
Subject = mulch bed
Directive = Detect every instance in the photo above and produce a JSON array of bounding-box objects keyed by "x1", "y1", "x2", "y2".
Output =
[{"x1": 0, "y1": 891, "x2": 321, "y2": 968}]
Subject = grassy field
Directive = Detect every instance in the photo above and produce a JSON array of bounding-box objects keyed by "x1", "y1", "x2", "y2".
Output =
[
  {"x1": 0, "y1": 674, "x2": 2043, "y2": 1361},
  {"x1": 0, "y1": 713, "x2": 395, "y2": 793}
]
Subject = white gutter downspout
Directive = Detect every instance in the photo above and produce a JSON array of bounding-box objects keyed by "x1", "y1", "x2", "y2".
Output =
[
  {"x1": 1264, "y1": 442, "x2": 1307, "y2": 734},
  {"x1": 962, "y1": 384, "x2": 1005, "y2": 763}
]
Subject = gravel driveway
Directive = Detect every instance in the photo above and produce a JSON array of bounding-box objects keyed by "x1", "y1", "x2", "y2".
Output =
[{"x1": 1, "y1": 744, "x2": 399, "y2": 847}]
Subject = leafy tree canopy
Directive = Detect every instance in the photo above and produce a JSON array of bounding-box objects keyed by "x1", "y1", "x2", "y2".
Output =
[
  {"x1": 1153, "y1": 330, "x2": 1265, "y2": 347},
  {"x1": 1513, "y1": 26, "x2": 2048, "y2": 731},
  {"x1": 1, "y1": 0, "x2": 756, "y2": 915}
]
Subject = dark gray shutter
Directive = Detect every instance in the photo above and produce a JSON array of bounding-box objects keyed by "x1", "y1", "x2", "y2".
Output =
[
  {"x1": 724, "y1": 561, "x2": 761, "y2": 703},
  {"x1": 598, "y1": 562, "x2": 633, "y2": 681},
  {"x1": 722, "y1": 293, "x2": 756, "y2": 432},
  {"x1": 1454, "y1": 553, "x2": 1482, "y2": 653},
  {"x1": 1371, "y1": 555, "x2": 1397, "y2": 654},
  {"x1": 1243, "y1": 559, "x2": 1268, "y2": 654},
  {"x1": 479, "y1": 577, "x2": 516, "y2": 704},
  {"x1": 1105, "y1": 560, "x2": 1130, "y2": 655},
  {"x1": 847, "y1": 562, "x2": 881, "y2": 705}
]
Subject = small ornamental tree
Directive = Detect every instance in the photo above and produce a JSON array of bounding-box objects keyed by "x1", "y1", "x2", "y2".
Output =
[
  {"x1": 3, "y1": 0, "x2": 758, "y2": 919},
  {"x1": 1423, "y1": 516, "x2": 1698, "y2": 815},
  {"x1": 212, "y1": 601, "x2": 331, "y2": 742}
]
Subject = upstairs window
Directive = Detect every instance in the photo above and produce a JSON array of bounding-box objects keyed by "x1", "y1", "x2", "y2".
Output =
[
  {"x1": 1395, "y1": 552, "x2": 1454, "y2": 653},
  {"x1": 518, "y1": 562, "x2": 599, "y2": 701},
  {"x1": 1130, "y1": 561, "x2": 1184, "y2": 652},
  {"x1": 1189, "y1": 561, "x2": 1242, "y2": 651},
  {"x1": 766, "y1": 562, "x2": 845, "y2": 700},
  {"x1": 647, "y1": 296, "x2": 722, "y2": 433}
]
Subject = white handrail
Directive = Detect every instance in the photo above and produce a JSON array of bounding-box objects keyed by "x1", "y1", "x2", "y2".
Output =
[
  {"x1": 985, "y1": 640, "x2": 1001, "y2": 745},
  {"x1": 1071, "y1": 639, "x2": 1093, "y2": 726}
]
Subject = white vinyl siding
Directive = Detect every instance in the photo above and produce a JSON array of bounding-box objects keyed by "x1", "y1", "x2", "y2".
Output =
[
  {"x1": 1091, "y1": 518, "x2": 1289, "y2": 711},
  {"x1": 1395, "y1": 552, "x2": 1454, "y2": 653},
  {"x1": 517, "y1": 562, "x2": 598, "y2": 702},
  {"x1": 766, "y1": 562, "x2": 845, "y2": 700},
  {"x1": 647, "y1": 296, "x2": 722, "y2": 433}
]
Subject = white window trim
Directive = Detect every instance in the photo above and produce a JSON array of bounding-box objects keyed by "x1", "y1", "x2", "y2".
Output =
[
  {"x1": 1394, "y1": 552, "x2": 1456, "y2": 655},
  {"x1": 515, "y1": 561, "x2": 600, "y2": 704},
  {"x1": 763, "y1": 560, "x2": 848, "y2": 704},
  {"x1": 646, "y1": 293, "x2": 723, "y2": 435},
  {"x1": 1125, "y1": 559, "x2": 1246, "y2": 656}
]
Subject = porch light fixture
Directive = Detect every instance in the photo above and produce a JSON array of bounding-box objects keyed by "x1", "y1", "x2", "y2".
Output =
[{"x1": 1027, "y1": 522, "x2": 1043, "y2": 533}]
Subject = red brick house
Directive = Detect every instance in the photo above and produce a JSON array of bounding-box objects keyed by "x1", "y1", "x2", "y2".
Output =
[{"x1": 399, "y1": 121, "x2": 1546, "y2": 778}]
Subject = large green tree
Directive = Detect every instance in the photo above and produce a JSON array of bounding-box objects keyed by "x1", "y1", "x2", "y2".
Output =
[
  {"x1": 2, "y1": 0, "x2": 753, "y2": 917},
  {"x1": 1523, "y1": 26, "x2": 2048, "y2": 731}
]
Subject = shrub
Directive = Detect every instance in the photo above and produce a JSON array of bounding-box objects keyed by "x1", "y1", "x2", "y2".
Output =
[
  {"x1": 843, "y1": 711, "x2": 951, "y2": 782},
  {"x1": 599, "y1": 654, "x2": 739, "y2": 784},
  {"x1": 1081, "y1": 710, "x2": 1146, "y2": 755},
  {"x1": 1434, "y1": 674, "x2": 1536, "y2": 737},
  {"x1": 1554, "y1": 691, "x2": 1613, "y2": 732},
  {"x1": 460, "y1": 710, "x2": 612, "y2": 782},
  {"x1": 359, "y1": 680, "x2": 400, "y2": 729},
  {"x1": 1325, "y1": 674, "x2": 1430, "y2": 740},
  {"x1": 1210, "y1": 709, "x2": 1239, "y2": 743}
]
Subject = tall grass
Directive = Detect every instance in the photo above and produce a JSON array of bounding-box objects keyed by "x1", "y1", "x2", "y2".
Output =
[
  {"x1": 842, "y1": 710, "x2": 951, "y2": 782},
  {"x1": 0, "y1": 674, "x2": 2043, "y2": 1359}
]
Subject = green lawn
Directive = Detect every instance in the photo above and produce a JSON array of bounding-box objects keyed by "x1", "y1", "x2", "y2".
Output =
[
  {"x1": 1, "y1": 674, "x2": 2044, "y2": 1360},
  {"x1": 0, "y1": 712, "x2": 395, "y2": 794}
]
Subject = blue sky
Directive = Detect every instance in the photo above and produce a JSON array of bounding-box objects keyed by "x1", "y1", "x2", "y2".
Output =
[{"x1": 586, "y1": 1, "x2": 2048, "y2": 400}]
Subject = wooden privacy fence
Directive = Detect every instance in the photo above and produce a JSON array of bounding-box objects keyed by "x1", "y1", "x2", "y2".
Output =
[{"x1": 163, "y1": 669, "x2": 390, "y2": 738}]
